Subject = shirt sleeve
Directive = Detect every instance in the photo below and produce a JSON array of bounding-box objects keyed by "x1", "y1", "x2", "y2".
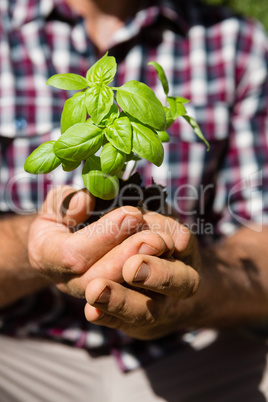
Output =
[{"x1": 213, "y1": 20, "x2": 268, "y2": 237}]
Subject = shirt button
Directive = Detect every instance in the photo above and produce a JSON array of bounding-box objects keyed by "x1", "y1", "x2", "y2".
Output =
[{"x1": 15, "y1": 116, "x2": 27, "y2": 131}]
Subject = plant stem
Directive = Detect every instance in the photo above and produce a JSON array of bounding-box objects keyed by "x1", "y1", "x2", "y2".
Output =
[{"x1": 122, "y1": 160, "x2": 138, "y2": 180}]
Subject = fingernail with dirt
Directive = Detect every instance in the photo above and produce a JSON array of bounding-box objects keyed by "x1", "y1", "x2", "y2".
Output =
[
  {"x1": 133, "y1": 263, "x2": 150, "y2": 282},
  {"x1": 95, "y1": 287, "x2": 111, "y2": 304}
]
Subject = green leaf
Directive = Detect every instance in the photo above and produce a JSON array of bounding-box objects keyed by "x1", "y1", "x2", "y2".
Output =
[
  {"x1": 85, "y1": 84, "x2": 114, "y2": 124},
  {"x1": 116, "y1": 81, "x2": 166, "y2": 131},
  {"x1": 61, "y1": 92, "x2": 87, "y2": 134},
  {"x1": 24, "y1": 141, "x2": 61, "y2": 174},
  {"x1": 163, "y1": 107, "x2": 175, "y2": 129},
  {"x1": 86, "y1": 53, "x2": 117, "y2": 85},
  {"x1": 99, "y1": 104, "x2": 120, "y2": 127},
  {"x1": 131, "y1": 121, "x2": 164, "y2": 166},
  {"x1": 100, "y1": 142, "x2": 126, "y2": 175},
  {"x1": 54, "y1": 123, "x2": 103, "y2": 161},
  {"x1": 46, "y1": 74, "x2": 89, "y2": 90},
  {"x1": 175, "y1": 102, "x2": 187, "y2": 116},
  {"x1": 61, "y1": 159, "x2": 81, "y2": 172},
  {"x1": 84, "y1": 154, "x2": 101, "y2": 170},
  {"x1": 148, "y1": 61, "x2": 169, "y2": 95},
  {"x1": 183, "y1": 115, "x2": 210, "y2": 151},
  {"x1": 157, "y1": 130, "x2": 170, "y2": 142},
  {"x1": 163, "y1": 97, "x2": 187, "y2": 129},
  {"x1": 84, "y1": 171, "x2": 119, "y2": 200},
  {"x1": 167, "y1": 97, "x2": 186, "y2": 117},
  {"x1": 175, "y1": 97, "x2": 190, "y2": 104},
  {"x1": 105, "y1": 116, "x2": 132, "y2": 154},
  {"x1": 82, "y1": 156, "x2": 119, "y2": 200}
]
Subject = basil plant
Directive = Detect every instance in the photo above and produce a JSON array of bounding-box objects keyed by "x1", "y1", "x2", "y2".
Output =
[{"x1": 25, "y1": 53, "x2": 209, "y2": 200}]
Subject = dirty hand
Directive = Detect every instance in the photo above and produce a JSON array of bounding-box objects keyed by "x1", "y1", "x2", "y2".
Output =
[
  {"x1": 84, "y1": 211, "x2": 201, "y2": 340},
  {"x1": 28, "y1": 186, "x2": 143, "y2": 297}
]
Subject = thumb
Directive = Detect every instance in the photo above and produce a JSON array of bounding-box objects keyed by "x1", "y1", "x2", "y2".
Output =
[{"x1": 40, "y1": 185, "x2": 95, "y2": 227}]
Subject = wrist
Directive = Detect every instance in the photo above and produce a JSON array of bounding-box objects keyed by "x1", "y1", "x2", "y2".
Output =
[{"x1": 0, "y1": 214, "x2": 51, "y2": 308}]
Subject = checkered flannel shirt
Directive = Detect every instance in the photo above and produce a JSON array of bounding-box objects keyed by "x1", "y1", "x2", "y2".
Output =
[{"x1": 0, "y1": 0, "x2": 268, "y2": 371}]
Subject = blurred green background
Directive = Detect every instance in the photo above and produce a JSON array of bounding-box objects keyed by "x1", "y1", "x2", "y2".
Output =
[{"x1": 202, "y1": 0, "x2": 268, "y2": 30}]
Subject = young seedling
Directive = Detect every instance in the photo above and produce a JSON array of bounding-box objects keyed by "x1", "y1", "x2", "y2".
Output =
[{"x1": 24, "y1": 53, "x2": 209, "y2": 200}]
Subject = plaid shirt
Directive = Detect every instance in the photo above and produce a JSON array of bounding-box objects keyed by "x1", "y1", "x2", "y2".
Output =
[{"x1": 1, "y1": 0, "x2": 268, "y2": 372}]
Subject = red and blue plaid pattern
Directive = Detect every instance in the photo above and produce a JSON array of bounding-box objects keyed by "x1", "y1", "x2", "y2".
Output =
[{"x1": 0, "y1": 0, "x2": 268, "y2": 371}]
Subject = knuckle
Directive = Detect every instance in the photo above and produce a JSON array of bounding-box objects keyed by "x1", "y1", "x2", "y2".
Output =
[
  {"x1": 188, "y1": 268, "x2": 200, "y2": 297},
  {"x1": 104, "y1": 262, "x2": 124, "y2": 282},
  {"x1": 158, "y1": 231, "x2": 175, "y2": 255},
  {"x1": 113, "y1": 296, "x2": 129, "y2": 317},
  {"x1": 65, "y1": 281, "x2": 85, "y2": 298},
  {"x1": 157, "y1": 265, "x2": 174, "y2": 291},
  {"x1": 144, "y1": 305, "x2": 159, "y2": 327},
  {"x1": 97, "y1": 206, "x2": 143, "y2": 241},
  {"x1": 181, "y1": 265, "x2": 200, "y2": 299},
  {"x1": 112, "y1": 295, "x2": 144, "y2": 326},
  {"x1": 93, "y1": 227, "x2": 112, "y2": 245}
]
